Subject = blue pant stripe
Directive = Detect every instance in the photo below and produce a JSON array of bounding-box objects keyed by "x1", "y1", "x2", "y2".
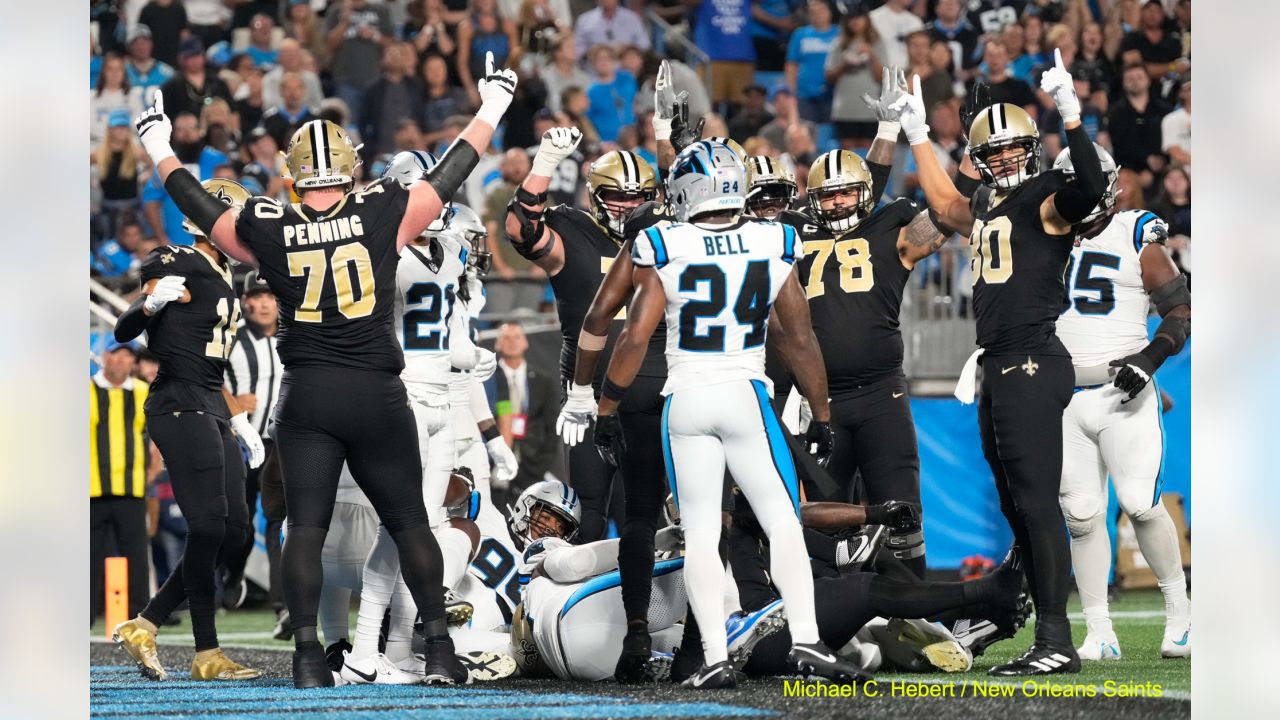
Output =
[
  {"x1": 749, "y1": 380, "x2": 800, "y2": 515},
  {"x1": 661, "y1": 395, "x2": 679, "y2": 511}
]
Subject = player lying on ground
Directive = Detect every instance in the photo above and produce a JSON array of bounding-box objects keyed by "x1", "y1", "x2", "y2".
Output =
[
  {"x1": 1052, "y1": 144, "x2": 1191, "y2": 661},
  {"x1": 133, "y1": 51, "x2": 519, "y2": 688}
]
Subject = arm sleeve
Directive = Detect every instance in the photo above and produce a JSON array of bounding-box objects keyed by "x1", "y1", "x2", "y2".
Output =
[
  {"x1": 114, "y1": 295, "x2": 150, "y2": 342},
  {"x1": 868, "y1": 160, "x2": 892, "y2": 206},
  {"x1": 1052, "y1": 124, "x2": 1107, "y2": 224},
  {"x1": 541, "y1": 539, "x2": 622, "y2": 583},
  {"x1": 469, "y1": 376, "x2": 494, "y2": 423}
]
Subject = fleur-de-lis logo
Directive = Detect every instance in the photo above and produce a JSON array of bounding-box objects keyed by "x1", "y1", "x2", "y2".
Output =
[{"x1": 1021, "y1": 357, "x2": 1039, "y2": 377}]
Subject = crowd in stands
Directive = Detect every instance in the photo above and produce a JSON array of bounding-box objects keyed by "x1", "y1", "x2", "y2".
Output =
[{"x1": 90, "y1": 0, "x2": 1191, "y2": 299}]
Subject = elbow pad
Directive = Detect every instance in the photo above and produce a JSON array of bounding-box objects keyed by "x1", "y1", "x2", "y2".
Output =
[
  {"x1": 164, "y1": 169, "x2": 231, "y2": 237},
  {"x1": 506, "y1": 195, "x2": 556, "y2": 261},
  {"x1": 1151, "y1": 274, "x2": 1191, "y2": 316},
  {"x1": 424, "y1": 139, "x2": 481, "y2": 204}
]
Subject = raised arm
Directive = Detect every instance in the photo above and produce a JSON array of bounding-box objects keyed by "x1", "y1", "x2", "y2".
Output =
[
  {"x1": 133, "y1": 93, "x2": 256, "y2": 264},
  {"x1": 861, "y1": 66, "x2": 908, "y2": 204},
  {"x1": 400, "y1": 53, "x2": 518, "y2": 250},
  {"x1": 897, "y1": 208, "x2": 955, "y2": 268},
  {"x1": 892, "y1": 79, "x2": 974, "y2": 231},
  {"x1": 502, "y1": 127, "x2": 582, "y2": 275},
  {"x1": 1038, "y1": 49, "x2": 1105, "y2": 234},
  {"x1": 771, "y1": 269, "x2": 834, "y2": 466}
]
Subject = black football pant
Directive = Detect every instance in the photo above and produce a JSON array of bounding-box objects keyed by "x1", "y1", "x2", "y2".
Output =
[
  {"x1": 979, "y1": 351, "x2": 1074, "y2": 647},
  {"x1": 142, "y1": 412, "x2": 251, "y2": 651},
  {"x1": 222, "y1": 439, "x2": 278, "y2": 598},
  {"x1": 613, "y1": 375, "x2": 672, "y2": 624},
  {"x1": 272, "y1": 368, "x2": 445, "y2": 645},
  {"x1": 89, "y1": 497, "x2": 150, "y2": 622},
  {"x1": 256, "y1": 441, "x2": 288, "y2": 611},
  {"x1": 824, "y1": 373, "x2": 924, "y2": 577}
]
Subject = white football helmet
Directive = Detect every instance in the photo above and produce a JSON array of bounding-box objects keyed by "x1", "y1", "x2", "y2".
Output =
[
  {"x1": 667, "y1": 140, "x2": 747, "y2": 223},
  {"x1": 506, "y1": 480, "x2": 582, "y2": 550}
]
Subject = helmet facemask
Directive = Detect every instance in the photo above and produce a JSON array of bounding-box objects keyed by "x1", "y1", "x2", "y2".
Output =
[
  {"x1": 971, "y1": 137, "x2": 1040, "y2": 191},
  {"x1": 809, "y1": 181, "x2": 872, "y2": 233},
  {"x1": 591, "y1": 186, "x2": 655, "y2": 239},
  {"x1": 465, "y1": 227, "x2": 493, "y2": 277},
  {"x1": 746, "y1": 182, "x2": 796, "y2": 219}
]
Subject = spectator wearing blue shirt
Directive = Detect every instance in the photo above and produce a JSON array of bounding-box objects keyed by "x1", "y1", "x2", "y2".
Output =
[
  {"x1": 692, "y1": 0, "x2": 756, "y2": 116},
  {"x1": 142, "y1": 113, "x2": 228, "y2": 246},
  {"x1": 786, "y1": 0, "x2": 840, "y2": 123},
  {"x1": 123, "y1": 25, "x2": 174, "y2": 106},
  {"x1": 92, "y1": 222, "x2": 147, "y2": 288},
  {"x1": 751, "y1": 0, "x2": 802, "y2": 72},
  {"x1": 1009, "y1": 14, "x2": 1048, "y2": 85},
  {"x1": 246, "y1": 14, "x2": 281, "y2": 69},
  {"x1": 585, "y1": 46, "x2": 637, "y2": 144}
]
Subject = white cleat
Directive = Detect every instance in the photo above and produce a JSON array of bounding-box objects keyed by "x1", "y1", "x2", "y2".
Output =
[
  {"x1": 1077, "y1": 631, "x2": 1122, "y2": 661},
  {"x1": 868, "y1": 618, "x2": 972, "y2": 673},
  {"x1": 1161, "y1": 616, "x2": 1190, "y2": 658},
  {"x1": 459, "y1": 651, "x2": 518, "y2": 683},
  {"x1": 339, "y1": 652, "x2": 422, "y2": 685}
]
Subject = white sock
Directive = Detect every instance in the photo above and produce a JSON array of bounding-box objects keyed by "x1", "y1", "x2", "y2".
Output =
[
  {"x1": 385, "y1": 578, "x2": 417, "y2": 664},
  {"x1": 763, "y1": 519, "x2": 818, "y2": 644},
  {"x1": 351, "y1": 526, "x2": 400, "y2": 660},
  {"x1": 1067, "y1": 512, "x2": 1112, "y2": 614},
  {"x1": 318, "y1": 582, "x2": 351, "y2": 647},
  {"x1": 683, "y1": 526, "x2": 729, "y2": 665},
  {"x1": 1083, "y1": 605, "x2": 1113, "y2": 635},
  {"x1": 1130, "y1": 503, "x2": 1188, "y2": 615},
  {"x1": 723, "y1": 562, "x2": 742, "y2": 618}
]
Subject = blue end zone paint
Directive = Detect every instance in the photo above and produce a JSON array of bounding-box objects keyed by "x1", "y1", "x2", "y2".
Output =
[{"x1": 90, "y1": 666, "x2": 772, "y2": 719}]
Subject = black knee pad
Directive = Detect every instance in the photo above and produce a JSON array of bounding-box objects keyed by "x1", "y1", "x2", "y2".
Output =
[{"x1": 381, "y1": 510, "x2": 430, "y2": 535}]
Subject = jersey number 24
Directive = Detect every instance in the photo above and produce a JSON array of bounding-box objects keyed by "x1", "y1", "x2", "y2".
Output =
[{"x1": 678, "y1": 261, "x2": 769, "y2": 352}]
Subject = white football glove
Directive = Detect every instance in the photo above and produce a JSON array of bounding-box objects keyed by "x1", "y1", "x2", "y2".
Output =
[
  {"x1": 531, "y1": 126, "x2": 583, "y2": 178},
  {"x1": 470, "y1": 347, "x2": 497, "y2": 383},
  {"x1": 475, "y1": 51, "x2": 519, "y2": 128},
  {"x1": 555, "y1": 382, "x2": 596, "y2": 447},
  {"x1": 654, "y1": 524, "x2": 684, "y2": 553},
  {"x1": 486, "y1": 436, "x2": 518, "y2": 490},
  {"x1": 230, "y1": 412, "x2": 265, "y2": 469},
  {"x1": 1040, "y1": 48, "x2": 1080, "y2": 123},
  {"x1": 144, "y1": 275, "x2": 187, "y2": 314},
  {"x1": 862, "y1": 66, "x2": 907, "y2": 141},
  {"x1": 888, "y1": 75, "x2": 930, "y2": 145},
  {"x1": 652, "y1": 60, "x2": 677, "y2": 141},
  {"x1": 134, "y1": 90, "x2": 176, "y2": 164}
]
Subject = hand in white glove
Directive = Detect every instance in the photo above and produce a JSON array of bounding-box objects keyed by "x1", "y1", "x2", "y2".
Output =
[
  {"x1": 134, "y1": 90, "x2": 176, "y2": 164},
  {"x1": 888, "y1": 75, "x2": 930, "y2": 145},
  {"x1": 475, "y1": 51, "x2": 519, "y2": 128},
  {"x1": 230, "y1": 412, "x2": 265, "y2": 469},
  {"x1": 862, "y1": 66, "x2": 908, "y2": 123},
  {"x1": 531, "y1": 126, "x2": 583, "y2": 178},
  {"x1": 652, "y1": 60, "x2": 678, "y2": 141},
  {"x1": 1040, "y1": 48, "x2": 1080, "y2": 123},
  {"x1": 555, "y1": 382, "x2": 596, "y2": 447},
  {"x1": 486, "y1": 436, "x2": 518, "y2": 490},
  {"x1": 470, "y1": 347, "x2": 497, "y2": 382},
  {"x1": 144, "y1": 275, "x2": 187, "y2": 314},
  {"x1": 654, "y1": 524, "x2": 684, "y2": 553}
]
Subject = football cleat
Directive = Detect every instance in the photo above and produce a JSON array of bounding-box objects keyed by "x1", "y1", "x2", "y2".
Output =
[
  {"x1": 112, "y1": 619, "x2": 167, "y2": 681},
  {"x1": 1161, "y1": 615, "x2": 1191, "y2": 658},
  {"x1": 445, "y1": 591, "x2": 475, "y2": 627},
  {"x1": 865, "y1": 618, "x2": 971, "y2": 673},
  {"x1": 680, "y1": 660, "x2": 741, "y2": 689},
  {"x1": 1077, "y1": 630, "x2": 1122, "y2": 661},
  {"x1": 988, "y1": 644, "x2": 1081, "y2": 676},
  {"x1": 644, "y1": 652, "x2": 674, "y2": 682},
  {"x1": 459, "y1": 650, "x2": 518, "y2": 682},
  {"x1": 789, "y1": 642, "x2": 870, "y2": 684},
  {"x1": 340, "y1": 652, "x2": 422, "y2": 685},
  {"x1": 726, "y1": 599, "x2": 787, "y2": 669},
  {"x1": 221, "y1": 574, "x2": 248, "y2": 610},
  {"x1": 273, "y1": 609, "x2": 294, "y2": 641},
  {"x1": 614, "y1": 628, "x2": 653, "y2": 684},
  {"x1": 325, "y1": 639, "x2": 353, "y2": 673},
  {"x1": 419, "y1": 635, "x2": 469, "y2": 685},
  {"x1": 834, "y1": 526, "x2": 888, "y2": 572},
  {"x1": 191, "y1": 649, "x2": 263, "y2": 681},
  {"x1": 292, "y1": 641, "x2": 336, "y2": 688}
]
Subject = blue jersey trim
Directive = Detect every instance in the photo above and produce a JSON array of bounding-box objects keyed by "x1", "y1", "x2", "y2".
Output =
[
  {"x1": 782, "y1": 224, "x2": 797, "y2": 264},
  {"x1": 749, "y1": 379, "x2": 800, "y2": 515},
  {"x1": 559, "y1": 557, "x2": 684, "y2": 618},
  {"x1": 644, "y1": 227, "x2": 670, "y2": 268},
  {"x1": 1133, "y1": 211, "x2": 1158, "y2": 254}
]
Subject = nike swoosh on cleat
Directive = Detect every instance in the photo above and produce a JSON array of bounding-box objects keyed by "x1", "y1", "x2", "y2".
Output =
[
  {"x1": 345, "y1": 664, "x2": 378, "y2": 683},
  {"x1": 798, "y1": 649, "x2": 837, "y2": 664},
  {"x1": 1173, "y1": 631, "x2": 1189, "y2": 646}
]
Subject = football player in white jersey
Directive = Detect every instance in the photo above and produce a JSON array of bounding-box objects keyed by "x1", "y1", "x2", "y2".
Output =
[
  {"x1": 592, "y1": 141, "x2": 866, "y2": 688},
  {"x1": 1053, "y1": 145, "x2": 1191, "y2": 661},
  {"x1": 341, "y1": 153, "x2": 499, "y2": 684}
]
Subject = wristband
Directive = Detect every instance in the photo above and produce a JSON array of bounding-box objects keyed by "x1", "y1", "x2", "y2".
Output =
[
  {"x1": 481, "y1": 425, "x2": 501, "y2": 442},
  {"x1": 531, "y1": 151, "x2": 566, "y2": 179},
  {"x1": 578, "y1": 328, "x2": 607, "y2": 352},
  {"x1": 863, "y1": 505, "x2": 888, "y2": 526},
  {"x1": 653, "y1": 116, "x2": 673, "y2": 141},
  {"x1": 875, "y1": 120, "x2": 901, "y2": 143},
  {"x1": 601, "y1": 377, "x2": 629, "y2": 403}
]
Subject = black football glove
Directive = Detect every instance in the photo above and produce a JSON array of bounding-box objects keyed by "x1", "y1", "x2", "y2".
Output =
[
  {"x1": 959, "y1": 79, "x2": 990, "y2": 143},
  {"x1": 804, "y1": 421, "x2": 835, "y2": 468},
  {"x1": 669, "y1": 94, "x2": 706, "y2": 153},
  {"x1": 864, "y1": 500, "x2": 920, "y2": 533},
  {"x1": 1109, "y1": 351, "x2": 1157, "y2": 399},
  {"x1": 593, "y1": 412, "x2": 627, "y2": 467}
]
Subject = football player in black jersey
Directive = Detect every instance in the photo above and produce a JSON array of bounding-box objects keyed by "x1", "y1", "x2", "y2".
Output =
[
  {"x1": 111, "y1": 179, "x2": 267, "y2": 682},
  {"x1": 132, "y1": 52, "x2": 519, "y2": 687},
  {"x1": 892, "y1": 52, "x2": 1108, "y2": 675},
  {"x1": 775, "y1": 151, "x2": 953, "y2": 579}
]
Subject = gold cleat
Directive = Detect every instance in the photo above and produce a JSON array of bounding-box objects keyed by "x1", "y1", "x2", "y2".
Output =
[
  {"x1": 445, "y1": 597, "x2": 474, "y2": 627},
  {"x1": 113, "y1": 619, "x2": 168, "y2": 681},
  {"x1": 191, "y1": 649, "x2": 264, "y2": 681}
]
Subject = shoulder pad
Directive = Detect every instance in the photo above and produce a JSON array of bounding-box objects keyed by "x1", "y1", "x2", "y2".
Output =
[
  {"x1": 140, "y1": 245, "x2": 194, "y2": 280},
  {"x1": 1129, "y1": 210, "x2": 1168, "y2": 252},
  {"x1": 883, "y1": 197, "x2": 922, "y2": 226}
]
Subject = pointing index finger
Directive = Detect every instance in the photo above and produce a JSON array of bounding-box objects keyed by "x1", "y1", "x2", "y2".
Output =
[
  {"x1": 1055, "y1": 47, "x2": 1065, "y2": 71},
  {"x1": 486, "y1": 51, "x2": 495, "y2": 77},
  {"x1": 154, "y1": 90, "x2": 164, "y2": 115}
]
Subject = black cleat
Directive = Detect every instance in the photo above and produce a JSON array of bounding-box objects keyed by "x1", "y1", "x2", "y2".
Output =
[
  {"x1": 789, "y1": 642, "x2": 870, "y2": 685},
  {"x1": 670, "y1": 645, "x2": 702, "y2": 683},
  {"x1": 614, "y1": 628, "x2": 653, "y2": 684},
  {"x1": 325, "y1": 639, "x2": 353, "y2": 674},
  {"x1": 680, "y1": 660, "x2": 741, "y2": 689},
  {"x1": 293, "y1": 641, "x2": 335, "y2": 688},
  {"x1": 988, "y1": 644, "x2": 1081, "y2": 676},
  {"x1": 420, "y1": 634, "x2": 469, "y2": 685},
  {"x1": 273, "y1": 609, "x2": 294, "y2": 641}
]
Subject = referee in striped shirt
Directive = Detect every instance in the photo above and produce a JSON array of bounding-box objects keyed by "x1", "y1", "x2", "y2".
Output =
[{"x1": 222, "y1": 270, "x2": 284, "y2": 614}]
